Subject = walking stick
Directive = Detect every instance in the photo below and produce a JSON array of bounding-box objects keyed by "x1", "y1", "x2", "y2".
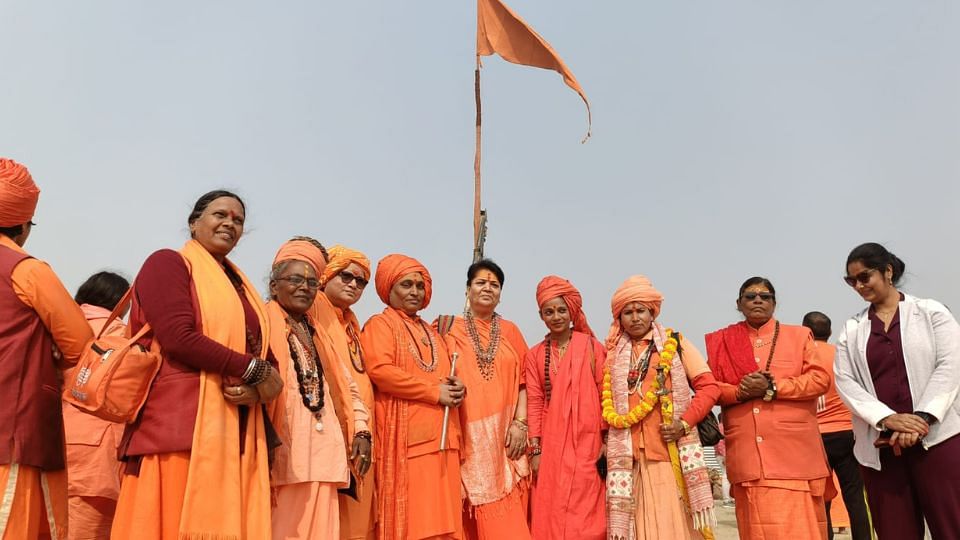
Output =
[{"x1": 440, "y1": 352, "x2": 459, "y2": 451}]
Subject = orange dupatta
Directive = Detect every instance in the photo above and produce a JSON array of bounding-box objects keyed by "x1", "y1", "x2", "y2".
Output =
[{"x1": 177, "y1": 239, "x2": 271, "y2": 540}]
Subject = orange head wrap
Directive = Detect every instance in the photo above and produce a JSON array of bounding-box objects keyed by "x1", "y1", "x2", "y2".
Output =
[
  {"x1": 0, "y1": 158, "x2": 40, "y2": 228},
  {"x1": 374, "y1": 254, "x2": 433, "y2": 310},
  {"x1": 320, "y1": 245, "x2": 371, "y2": 288},
  {"x1": 606, "y1": 275, "x2": 663, "y2": 347},
  {"x1": 272, "y1": 240, "x2": 328, "y2": 278},
  {"x1": 535, "y1": 275, "x2": 594, "y2": 337}
]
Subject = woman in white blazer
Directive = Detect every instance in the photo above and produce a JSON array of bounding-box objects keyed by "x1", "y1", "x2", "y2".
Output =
[{"x1": 835, "y1": 242, "x2": 960, "y2": 539}]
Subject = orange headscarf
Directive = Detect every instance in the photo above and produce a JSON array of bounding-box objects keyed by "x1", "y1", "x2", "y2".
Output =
[
  {"x1": 0, "y1": 158, "x2": 40, "y2": 227},
  {"x1": 606, "y1": 274, "x2": 663, "y2": 348},
  {"x1": 374, "y1": 254, "x2": 433, "y2": 310},
  {"x1": 272, "y1": 239, "x2": 327, "y2": 276},
  {"x1": 535, "y1": 275, "x2": 594, "y2": 337},
  {"x1": 320, "y1": 244, "x2": 371, "y2": 287}
]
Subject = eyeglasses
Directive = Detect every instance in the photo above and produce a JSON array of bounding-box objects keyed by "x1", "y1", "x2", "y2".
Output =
[
  {"x1": 278, "y1": 275, "x2": 320, "y2": 290},
  {"x1": 338, "y1": 271, "x2": 368, "y2": 288},
  {"x1": 28, "y1": 221, "x2": 36, "y2": 227},
  {"x1": 843, "y1": 268, "x2": 877, "y2": 287},
  {"x1": 741, "y1": 292, "x2": 775, "y2": 302}
]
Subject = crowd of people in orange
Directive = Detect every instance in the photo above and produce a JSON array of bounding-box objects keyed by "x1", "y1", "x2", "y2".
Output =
[{"x1": 2, "y1": 157, "x2": 959, "y2": 540}]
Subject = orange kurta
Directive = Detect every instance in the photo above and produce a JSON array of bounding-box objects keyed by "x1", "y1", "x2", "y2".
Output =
[
  {"x1": 0, "y1": 235, "x2": 91, "y2": 540},
  {"x1": 310, "y1": 293, "x2": 377, "y2": 540},
  {"x1": 64, "y1": 304, "x2": 127, "y2": 540},
  {"x1": 361, "y1": 308, "x2": 463, "y2": 540},
  {"x1": 441, "y1": 315, "x2": 530, "y2": 540},
  {"x1": 711, "y1": 319, "x2": 831, "y2": 540},
  {"x1": 266, "y1": 300, "x2": 371, "y2": 540}
]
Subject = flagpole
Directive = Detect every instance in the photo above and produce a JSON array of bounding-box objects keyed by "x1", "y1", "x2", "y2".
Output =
[{"x1": 472, "y1": 56, "x2": 485, "y2": 264}]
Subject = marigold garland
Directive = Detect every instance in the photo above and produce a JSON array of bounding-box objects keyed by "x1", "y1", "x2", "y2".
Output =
[{"x1": 601, "y1": 330, "x2": 681, "y2": 429}]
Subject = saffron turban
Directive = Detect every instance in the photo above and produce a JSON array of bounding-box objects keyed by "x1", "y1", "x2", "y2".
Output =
[
  {"x1": 535, "y1": 275, "x2": 594, "y2": 337},
  {"x1": 606, "y1": 275, "x2": 664, "y2": 348},
  {"x1": 320, "y1": 245, "x2": 371, "y2": 288},
  {"x1": 272, "y1": 240, "x2": 328, "y2": 277},
  {"x1": 374, "y1": 254, "x2": 433, "y2": 310},
  {"x1": 0, "y1": 158, "x2": 40, "y2": 228}
]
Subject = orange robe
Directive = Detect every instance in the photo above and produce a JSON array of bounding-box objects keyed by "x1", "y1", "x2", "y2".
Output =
[
  {"x1": 710, "y1": 319, "x2": 831, "y2": 540},
  {"x1": 361, "y1": 308, "x2": 463, "y2": 540},
  {"x1": 525, "y1": 331, "x2": 606, "y2": 540},
  {"x1": 440, "y1": 316, "x2": 530, "y2": 540},
  {"x1": 266, "y1": 300, "x2": 371, "y2": 540},
  {"x1": 63, "y1": 305, "x2": 126, "y2": 540},
  {"x1": 310, "y1": 294, "x2": 377, "y2": 540},
  {"x1": 0, "y1": 235, "x2": 92, "y2": 540}
]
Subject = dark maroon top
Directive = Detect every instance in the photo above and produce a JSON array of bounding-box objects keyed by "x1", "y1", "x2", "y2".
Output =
[
  {"x1": 123, "y1": 249, "x2": 264, "y2": 459},
  {"x1": 866, "y1": 296, "x2": 913, "y2": 415}
]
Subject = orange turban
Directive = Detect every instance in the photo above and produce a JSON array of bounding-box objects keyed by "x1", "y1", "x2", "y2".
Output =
[
  {"x1": 0, "y1": 158, "x2": 40, "y2": 228},
  {"x1": 374, "y1": 254, "x2": 433, "y2": 310},
  {"x1": 606, "y1": 275, "x2": 664, "y2": 347},
  {"x1": 320, "y1": 245, "x2": 371, "y2": 288},
  {"x1": 272, "y1": 240, "x2": 328, "y2": 277},
  {"x1": 535, "y1": 275, "x2": 594, "y2": 337}
]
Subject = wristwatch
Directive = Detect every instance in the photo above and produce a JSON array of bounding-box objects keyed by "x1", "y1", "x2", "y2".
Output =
[{"x1": 762, "y1": 379, "x2": 778, "y2": 402}]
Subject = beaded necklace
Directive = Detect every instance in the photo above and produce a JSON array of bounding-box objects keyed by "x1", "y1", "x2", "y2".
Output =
[
  {"x1": 345, "y1": 324, "x2": 365, "y2": 374},
  {"x1": 287, "y1": 317, "x2": 326, "y2": 432},
  {"x1": 465, "y1": 312, "x2": 501, "y2": 381},
  {"x1": 542, "y1": 335, "x2": 571, "y2": 403},
  {"x1": 402, "y1": 318, "x2": 438, "y2": 372}
]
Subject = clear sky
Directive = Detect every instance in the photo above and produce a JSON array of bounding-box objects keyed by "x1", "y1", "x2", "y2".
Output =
[{"x1": 2, "y1": 1, "x2": 958, "y2": 351}]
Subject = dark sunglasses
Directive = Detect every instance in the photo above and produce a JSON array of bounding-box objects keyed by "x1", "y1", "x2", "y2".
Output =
[
  {"x1": 843, "y1": 268, "x2": 877, "y2": 287},
  {"x1": 278, "y1": 275, "x2": 320, "y2": 290},
  {"x1": 742, "y1": 292, "x2": 775, "y2": 302},
  {"x1": 338, "y1": 270, "x2": 368, "y2": 288}
]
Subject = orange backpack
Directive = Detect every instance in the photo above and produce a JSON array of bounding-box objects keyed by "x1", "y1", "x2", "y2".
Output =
[{"x1": 63, "y1": 289, "x2": 162, "y2": 423}]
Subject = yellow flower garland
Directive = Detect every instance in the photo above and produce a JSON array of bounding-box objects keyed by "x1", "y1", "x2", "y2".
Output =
[{"x1": 601, "y1": 330, "x2": 680, "y2": 429}]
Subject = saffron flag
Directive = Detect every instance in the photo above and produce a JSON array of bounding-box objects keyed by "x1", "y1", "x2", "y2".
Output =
[{"x1": 477, "y1": 0, "x2": 591, "y2": 136}]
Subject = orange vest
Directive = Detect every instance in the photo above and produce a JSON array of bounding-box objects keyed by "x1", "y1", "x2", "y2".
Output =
[{"x1": 721, "y1": 324, "x2": 830, "y2": 484}]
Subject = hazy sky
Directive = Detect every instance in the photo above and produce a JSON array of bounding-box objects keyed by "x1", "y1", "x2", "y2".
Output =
[{"x1": 2, "y1": 1, "x2": 958, "y2": 351}]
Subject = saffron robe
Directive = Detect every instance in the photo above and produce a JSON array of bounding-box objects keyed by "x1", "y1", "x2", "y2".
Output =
[
  {"x1": 440, "y1": 316, "x2": 531, "y2": 540},
  {"x1": 361, "y1": 308, "x2": 463, "y2": 540},
  {"x1": 525, "y1": 331, "x2": 606, "y2": 540}
]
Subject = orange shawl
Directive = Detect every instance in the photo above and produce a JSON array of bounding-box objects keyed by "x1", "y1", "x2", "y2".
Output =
[{"x1": 177, "y1": 239, "x2": 271, "y2": 540}]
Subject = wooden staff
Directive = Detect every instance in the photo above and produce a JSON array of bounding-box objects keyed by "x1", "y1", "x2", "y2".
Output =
[{"x1": 440, "y1": 352, "x2": 459, "y2": 451}]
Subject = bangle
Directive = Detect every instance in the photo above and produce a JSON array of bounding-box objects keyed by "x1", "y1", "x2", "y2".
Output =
[
  {"x1": 243, "y1": 358, "x2": 270, "y2": 385},
  {"x1": 511, "y1": 420, "x2": 528, "y2": 431},
  {"x1": 354, "y1": 430, "x2": 372, "y2": 441},
  {"x1": 242, "y1": 358, "x2": 258, "y2": 380},
  {"x1": 513, "y1": 417, "x2": 528, "y2": 426},
  {"x1": 680, "y1": 420, "x2": 691, "y2": 435},
  {"x1": 528, "y1": 446, "x2": 542, "y2": 457}
]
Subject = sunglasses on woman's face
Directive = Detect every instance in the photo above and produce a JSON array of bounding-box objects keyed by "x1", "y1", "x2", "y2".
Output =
[
  {"x1": 339, "y1": 271, "x2": 368, "y2": 288},
  {"x1": 843, "y1": 268, "x2": 877, "y2": 287},
  {"x1": 741, "y1": 292, "x2": 774, "y2": 302}
]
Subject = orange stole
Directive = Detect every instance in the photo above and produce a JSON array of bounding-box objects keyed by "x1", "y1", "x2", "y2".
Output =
[
  {"x1": 310, "y1": 295, "x2": 376, "y2": 539},
  {"x1": 361, "y1": 308, "x2": 462, "y2": 540},
  {"x1": 112, "y1": 240, "x2": 271, "y2": 540}
]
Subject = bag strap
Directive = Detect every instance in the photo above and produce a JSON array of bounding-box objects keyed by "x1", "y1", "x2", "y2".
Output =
[{"x1": 95, "y1": 287, "x2": 137, "y2": 339}]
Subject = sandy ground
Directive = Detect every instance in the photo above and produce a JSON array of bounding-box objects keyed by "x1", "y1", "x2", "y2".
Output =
[{"x1": 712, "y1": 502, "x2": 852, "y2": 540}]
